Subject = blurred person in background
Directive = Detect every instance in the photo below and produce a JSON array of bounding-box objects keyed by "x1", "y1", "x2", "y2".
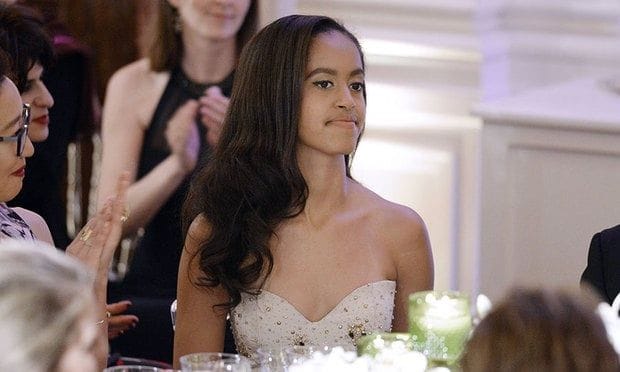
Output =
[
  {"x1": 581, "y1": 224, "x2": 620, "y2": 306},
  {"x1": 0, "y1": 52, "x2": 128, "y2": 369},
  {"x1": 0, "y1": 2, "x2": 138, "y2": 342},
  {"x1": 3, "y1": 0, "x2": 98, "y2": 249},
  {"x1": 461, "y1": 288, "x2": 620, "y2": 372},
  {"x1": 0, "y1": 240, "x2": 102, "y2": 372},
  {"x1": 97, "y1": 0, "x2": 258, "y2": 363}
]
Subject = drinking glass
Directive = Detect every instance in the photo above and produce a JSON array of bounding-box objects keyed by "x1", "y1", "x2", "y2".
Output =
[
  {"x1": 179, "y1": 352, "x2": 251, "y2": 372},
  {"x1": 255, "y1": 347, "x2": 287, "y2": 372},
  {"x1": 408, "y1": 290, "x2": 472, "y2": 365},
  {"x1": 103, "y1": 367, "x2": 165, "y2": 372},
  {"x1": 281, "y1": 345, "x2": 318, "y2": 367}
]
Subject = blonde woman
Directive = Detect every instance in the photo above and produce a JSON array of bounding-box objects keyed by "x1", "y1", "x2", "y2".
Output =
[{"x1": 0, "y1": 240, "x2": 102, "y2": 372}]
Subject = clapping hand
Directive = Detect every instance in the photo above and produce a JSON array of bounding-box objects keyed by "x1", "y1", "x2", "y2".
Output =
[
  {"x1": 199, "y1": 86, "x2": 229, "y2": 146},
  {"x1": 66, "y1": 172, "x2": 129, "y2": 278},
  {"x1": 165, "y1": 100, "x2": 200, "y2": 173}
]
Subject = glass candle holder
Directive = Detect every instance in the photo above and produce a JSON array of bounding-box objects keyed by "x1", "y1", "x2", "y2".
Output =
[
  {"x1": 408, "y1": 290, "x2": 472, "y2": 364},
  {"x1": 179, "y1": 352, "x2": 251, "y2": 372},
  {"x1": 357, "y1": 332, "x2": 414, "y2": 358}
]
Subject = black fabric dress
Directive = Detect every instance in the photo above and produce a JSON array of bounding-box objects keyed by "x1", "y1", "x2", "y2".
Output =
[{"x1": 108, "y1": 67, "x2": 236, "y2": 363}]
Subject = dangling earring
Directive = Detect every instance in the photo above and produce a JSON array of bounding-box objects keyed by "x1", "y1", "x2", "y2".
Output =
[{"x1": 174, "y1": 11, "x2": 182, "y2": 33}]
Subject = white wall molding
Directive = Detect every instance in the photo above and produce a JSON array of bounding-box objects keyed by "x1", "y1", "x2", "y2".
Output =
[
  {"x1": 297, "y1": 0, "x2": 478, "y2": 34},
  {"x1": 496, "y1": 1, "x2": 620, "y2": 36},
  {"x1": 482, "y1": 0, "x2": 620, "y2": 98}
]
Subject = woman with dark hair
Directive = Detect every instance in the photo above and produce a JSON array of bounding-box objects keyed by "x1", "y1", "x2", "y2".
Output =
[
  {"x1": 0, "y1": 68, "x2": 128, "y2": 370},
  {"x1": 0, "y1": 1, "x2": 135, "y2": 350},
  {"x1": 461, "y1": 288, "x2": 620, "y2": 372},
  {"x1": 97, "y1": 0, "x2": 259, "y2": 363},
  {"x1": 1, "y1": 1, "x2": 98, "y2": 251},
  {"x1": 0, "y1": 4, "x2": 54, "y2": 143},
  {"x1": 173, "y1": 14, "x2": 434, "y2": 365},
  {"x1": 0, "y1": 3, "x2": 55, "y2": 243}
]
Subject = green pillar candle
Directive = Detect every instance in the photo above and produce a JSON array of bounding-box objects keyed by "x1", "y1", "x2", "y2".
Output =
[{"x1": 408, "y1": 290, "x2": 472, "y2": 364}]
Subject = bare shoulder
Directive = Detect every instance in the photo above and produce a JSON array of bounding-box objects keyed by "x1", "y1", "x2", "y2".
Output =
[
  {"x1": 184, "y1": 214, "x2": 213, "y2": 255},
  {"x1": 354, "y1": 184, "x2": 427, "y2": 240},
  {"x1": 104, "y1": 58, "x2": 170, "y2": 128},
  {"x1": 107, "y1": 58, "x2": 169, "y2": 96},
  {"x1": 12, "y1": 207, "x2": 54, "y2": 246},
  {"x1": 352, "y1": 184, "x2": 434, "y2": 293}
]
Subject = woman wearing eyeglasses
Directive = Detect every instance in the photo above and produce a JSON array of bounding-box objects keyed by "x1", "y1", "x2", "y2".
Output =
[
  {"x1": 0, "y1": 82, "x2": 37, "y2": 239},
  {"x1": 0, "y1": 86, "x2": 53, "y2": 242},
  {"x1": 0, "y1": 51, "x2": 129, "y2": 370},
  {"x1": 0, "y1": 2, "x2": 61, "y2": 247},
  {"x1": 0, "y1": 3, "x2": 140, "y2": 344}
]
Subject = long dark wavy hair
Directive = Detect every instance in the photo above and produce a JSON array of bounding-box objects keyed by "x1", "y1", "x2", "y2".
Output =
[{"x1": 182, "y1": 15, "x2": 366, "y2": 309}]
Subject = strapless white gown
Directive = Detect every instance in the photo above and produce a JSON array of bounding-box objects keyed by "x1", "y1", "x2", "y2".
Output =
[{"x1": 230, "y1": 280, "x2": 396, "y2": 360}]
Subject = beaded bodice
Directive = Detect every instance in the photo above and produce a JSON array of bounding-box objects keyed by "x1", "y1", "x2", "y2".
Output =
[{"x1": 230, "y1": 280, "x2": 396, "y2": 360}]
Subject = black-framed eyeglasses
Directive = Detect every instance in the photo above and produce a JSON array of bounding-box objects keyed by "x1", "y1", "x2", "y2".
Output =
[{"x1": 0, "y1": 103, "x2": 30, "y2": 157}]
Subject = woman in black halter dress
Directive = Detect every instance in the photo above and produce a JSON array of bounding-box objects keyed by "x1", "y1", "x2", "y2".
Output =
[{"x1": 98, "y1": 1, "x2": 258, "y2": 364}]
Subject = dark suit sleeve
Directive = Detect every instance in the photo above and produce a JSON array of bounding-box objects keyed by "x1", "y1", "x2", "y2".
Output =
[{"x1": 581, "y1": 231, "x2": 610, "y2": 303}]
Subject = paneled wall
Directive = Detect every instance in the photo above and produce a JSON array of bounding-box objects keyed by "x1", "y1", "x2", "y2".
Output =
[
  {"x1": 478, "y1": 0, "x2": 620, "y2": 299},
  {"x1": 477, "y1": 77, "x2": 620, "y2": 299}
]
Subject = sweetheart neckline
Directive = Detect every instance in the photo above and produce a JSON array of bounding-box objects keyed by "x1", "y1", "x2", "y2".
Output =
[{"x1": 252, "y1": 280, "x2": 396, "y2": 324}]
